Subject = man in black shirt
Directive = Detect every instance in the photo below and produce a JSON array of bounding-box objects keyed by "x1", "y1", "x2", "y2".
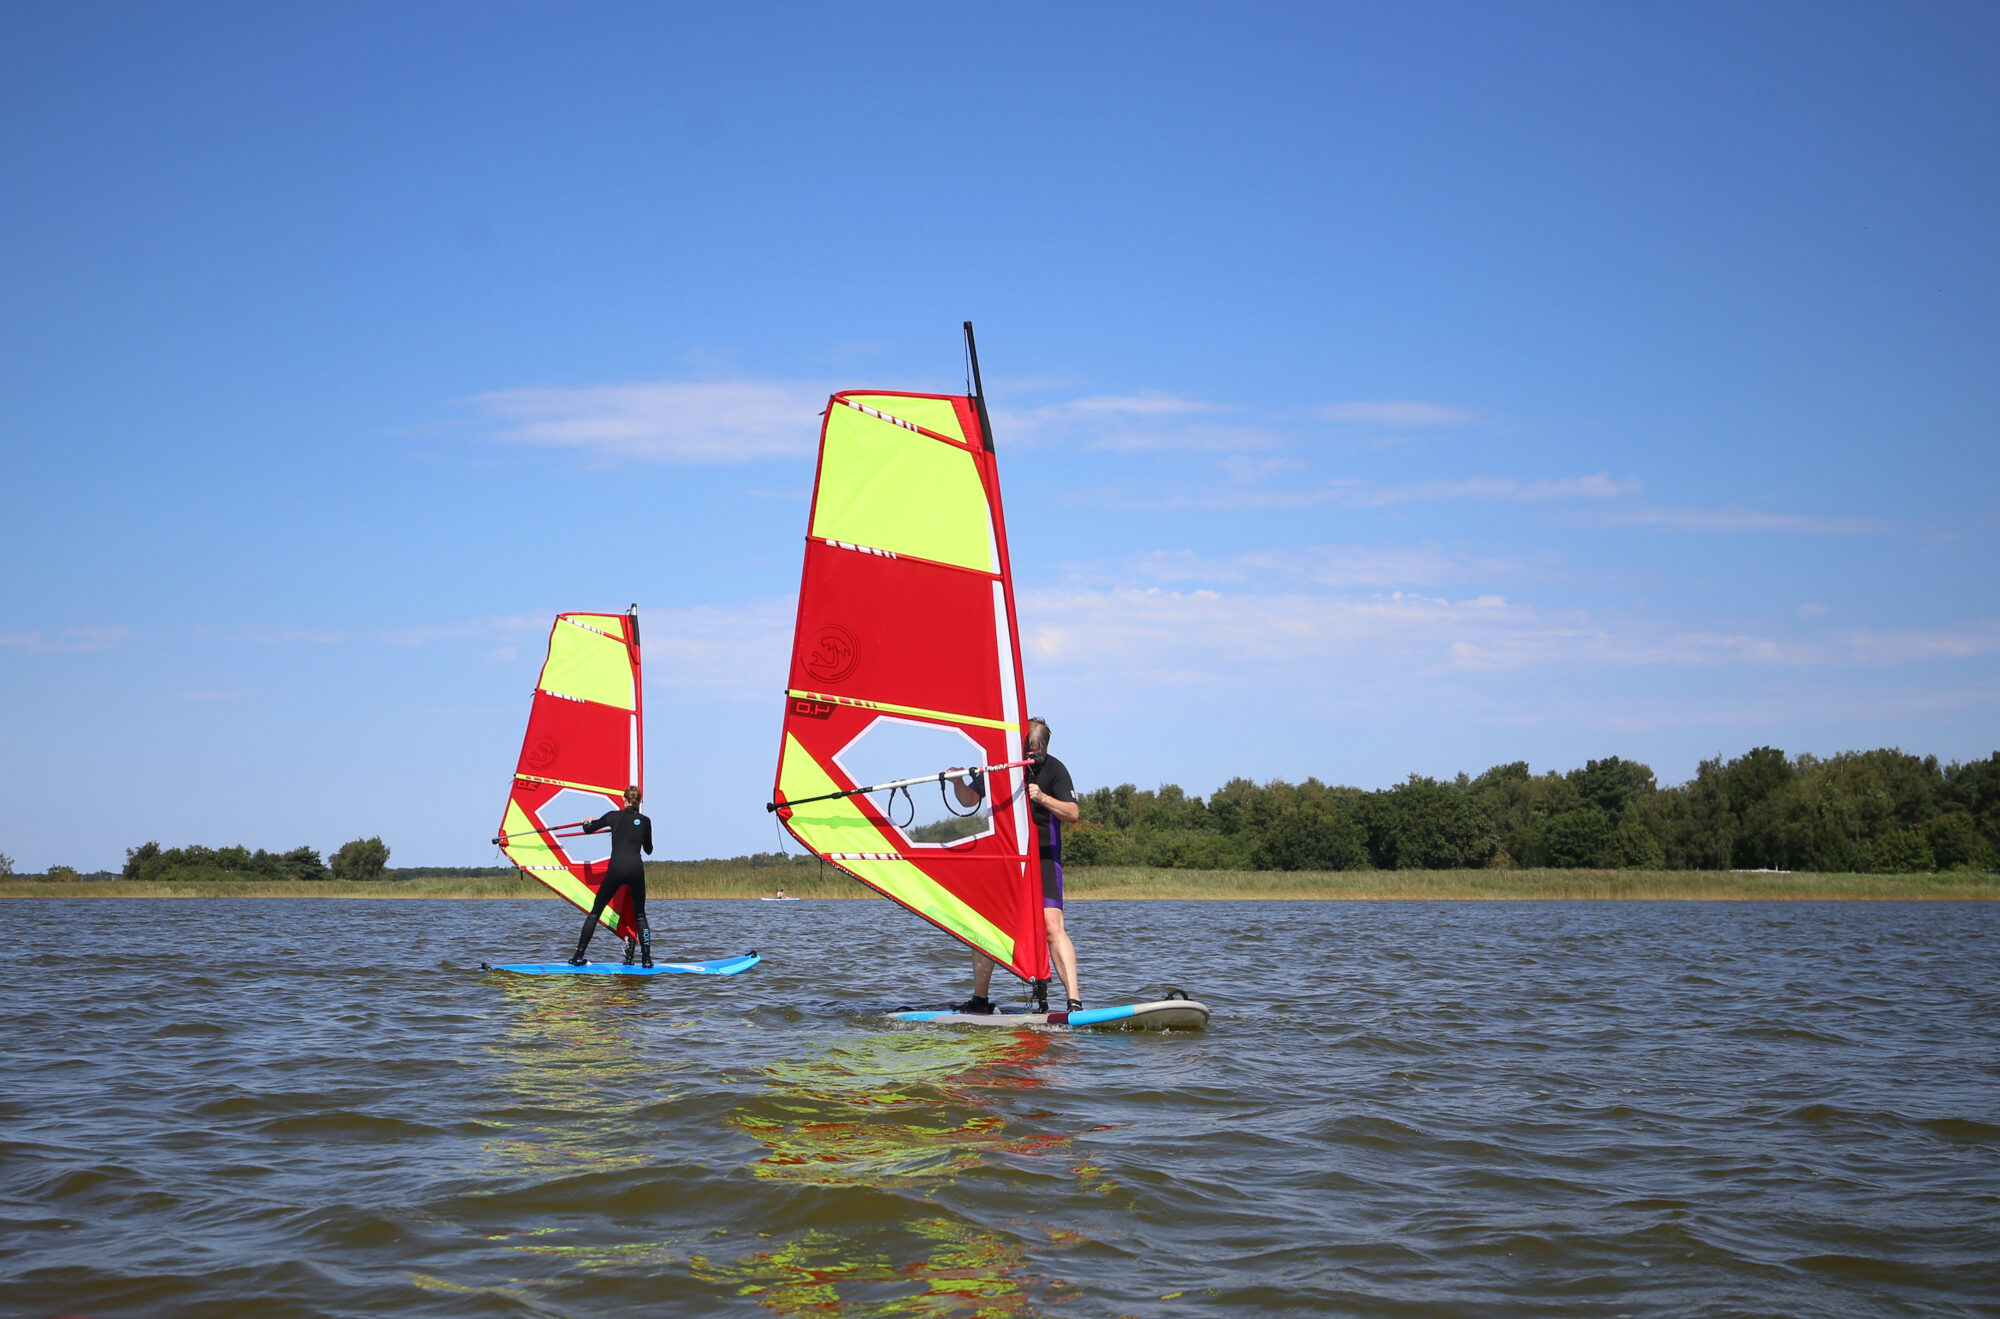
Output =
[
  {"x1": 955, "y1": 716, "x2": 1083, "y2": 1014},
  {"x1": 568, "y1": 784, "x2": 654, "y2": 966}
]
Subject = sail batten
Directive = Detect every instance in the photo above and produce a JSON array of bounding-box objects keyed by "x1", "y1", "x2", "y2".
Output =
[
  {"x1": 773, "y1": 378, "x2": 1048, "y2": 983},
  {"x1": 498, "y1": 610, "x2": 644, "y2": 939}
]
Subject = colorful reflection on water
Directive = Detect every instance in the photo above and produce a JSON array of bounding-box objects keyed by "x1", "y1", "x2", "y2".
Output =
[
  {"x1": 478, "y1": 976, "x2": 688, "y2": 1177},
  {"x1": 705, "y1": 1025, "x2": 1090, "y2": 1315}
]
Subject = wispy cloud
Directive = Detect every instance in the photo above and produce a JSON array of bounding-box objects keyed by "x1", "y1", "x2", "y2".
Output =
[
  {"x1": 1836, "y1": 620, "x2": 2000, "y2": 665},
  {"x1": 1018, "y1": 584, "x2": 2000, "y2": 687},
  {"x1": 1318, "y1": 400, "x2": 1477, "y2": 427},
  {"x1": 1598, "y1": 505, "x2": 1883, "y2": 534},
  {"x1": 201, "y1": 605, "x2": 797, "y2": 700},
  {"x1": 1069, "y1": 472, "x2": 1640, "y2": 511},
  {"x1": 1359, "y1": 473, "x2": 1639, "y2": 506},
  {"x1": 0, "y1": 626, "x2": 129, "y2": 653},
  {"x1": 632, "y1": 598, "x2": 795, "y2": 701},
  {"x1": 1088, "y1": 543, "x2": 1513, "y2": 590},
  {"x1": 470, "y1": 380, "x2": 836, "y2": 463},
  {"x1": 992, "y1": 391, "x2": 1274, "y2": 454}
]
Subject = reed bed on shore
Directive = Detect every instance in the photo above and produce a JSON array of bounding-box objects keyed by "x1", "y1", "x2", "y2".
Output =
[
  {"x1": 1061, "y1": 866, "x2": 2000, "y2": 900},
  {"x1": 5, "y1": 864, "x2": 1995, "y2": 900}
]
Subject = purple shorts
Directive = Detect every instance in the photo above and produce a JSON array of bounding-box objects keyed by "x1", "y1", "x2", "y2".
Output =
[{"x1": 1042, "y1": 856, "x2": 1064, "y2": 910}]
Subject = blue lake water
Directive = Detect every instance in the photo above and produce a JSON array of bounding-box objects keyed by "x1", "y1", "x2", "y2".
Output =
[{"x1": 3, "y1": 897, "x2": 1997, "y2": 1316}]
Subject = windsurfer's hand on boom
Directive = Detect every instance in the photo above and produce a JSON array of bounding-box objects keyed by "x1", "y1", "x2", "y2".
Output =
[{"x1": 1025, "y1": 781, "x2": 1080, "y2": 823}]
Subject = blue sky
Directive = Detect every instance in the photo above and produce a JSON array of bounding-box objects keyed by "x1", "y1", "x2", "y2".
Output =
[{"x1": 3, "y1": 2, "x2": 1996, "y2": 871}]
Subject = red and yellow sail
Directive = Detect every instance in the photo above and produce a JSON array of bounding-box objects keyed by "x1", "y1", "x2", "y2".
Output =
[
  {"x1": 498, "y1": 610, "x2": 644, "y2": 940},
  {"x1": 771, "y1": 389, "x2": 1049, "y2": 983}
]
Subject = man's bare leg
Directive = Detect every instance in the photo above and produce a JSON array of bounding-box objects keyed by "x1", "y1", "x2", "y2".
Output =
[
  {"x1": 1045, "y1": 907, "x2": 1080, "y2": 1005},
  {"x1": 970, "y1": 952, "x2": 995, "y2": 999}
]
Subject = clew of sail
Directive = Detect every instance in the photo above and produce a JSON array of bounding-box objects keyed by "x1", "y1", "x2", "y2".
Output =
[
  {"x1": 771, "y1": 371, "x2": 1049, "y2": 984},
  {"x1": 497, "y1": 610, "x2": 644, "y2": 940}
]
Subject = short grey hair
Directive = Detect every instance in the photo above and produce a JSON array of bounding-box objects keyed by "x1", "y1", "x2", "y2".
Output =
[{"x1": 1025, "y1": 717, "x2": 1050, "y2": 753}]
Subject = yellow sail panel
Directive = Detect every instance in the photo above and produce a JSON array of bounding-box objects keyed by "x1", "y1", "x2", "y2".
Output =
[
  {"x1": 539, "y1": 617, "x2": 636, "y2": 709},
  {"x1": 810, "y1": 405, "x2": 995, "y2": 573},
  {"x1": 498, "y1": 800, "x2": 618, "y2": 928},
  {"x1": 843, "y1": 394, "x2": 967, "y2": 443},
  {"x1": 778, "y1": 734, "x2": 1015, "y2": 963}
]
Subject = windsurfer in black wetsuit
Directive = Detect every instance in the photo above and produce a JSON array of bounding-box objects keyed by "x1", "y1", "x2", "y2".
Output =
[
  {"x1": 568, "y1": 785, "x2": 654, "y2": 966},
  {"x1": 953, "y1": 716, "x2": 1083, "y2": 1015}
]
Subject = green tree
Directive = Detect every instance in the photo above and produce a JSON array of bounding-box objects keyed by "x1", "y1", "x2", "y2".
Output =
[
  {"x1": 46, "y1": 865, "x2": 79, "y2": 883},
  {"x1": 1723, "y1": 746, "x2": 1796, "y2": 868},
  {"x1": 1365, "y1": 775, "x2": 1496, "y2": 869},
  {"x1": 330, "y1": 836, "x2": 391, "y2": 882},
  {"x1": 1643, "y1": 770, "x2": 1732, "y2": 869},
  {"x1": 1060, "y1": 818, "x2": 1129, "y2": 866},
  {"x1": 1615, "y1": 815, "x2": 1668, "y2": 869},
  {"x1": 1253, "y1": 797, "x2": 1369, "y2": 871},
  {"x1": 1924, "y1": 813, "x2": 1994, "y2": 871},
  {"x1": 280, "y1": 846, "x2": 329, "y2": 881},
  {"x1": 1542, "y1": 808, "x2": 1616, "y2": 868},
  {"x1": 1942, "y1": 753, "x2": 2000, "y2": 855},
  {"x1": 1568, "y1": 756, "x2": 1657, "y2": 815},
  {"x1": 1859, "y1": 829, "x2": 1934, "y2": 874},
  {"x1": 0, "y1": 852, "x2": 13, "y2": 876}
]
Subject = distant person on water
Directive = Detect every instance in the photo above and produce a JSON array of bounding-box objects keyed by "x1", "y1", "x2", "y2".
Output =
[
  {"x1": 954, "y1": 716, "x2": 1082, "y2": 1015},
  {"x1": 569, "y1": 785, "x2": 653, "y2": 966}
]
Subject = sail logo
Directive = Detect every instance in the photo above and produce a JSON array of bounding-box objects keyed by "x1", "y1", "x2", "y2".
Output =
[
  {"x1": 802, "y1": 625, "x2": 860, "y2": 683},
  {"x1": 524, "y1": 736, "x2": 561, "y2": 771}
]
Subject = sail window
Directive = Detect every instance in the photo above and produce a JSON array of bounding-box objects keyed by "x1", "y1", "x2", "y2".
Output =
[{"x1": 832, "y1": 717, "x2": 996, "y2": 849}]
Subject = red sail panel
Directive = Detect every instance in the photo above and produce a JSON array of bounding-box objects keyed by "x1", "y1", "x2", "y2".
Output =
[
  {"x1": 498, "y1": 611, "x2": 644, "y2": 940},
  {"x1": 772, "y1": 391, "x2": 1048, "y2": 983}
]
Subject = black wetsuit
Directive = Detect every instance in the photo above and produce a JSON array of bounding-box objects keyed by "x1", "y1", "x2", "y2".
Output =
[
  {"x1": 581, "y1": 806, "x2": 652, "y2": 925},
  {"x1": 1027, "y1": 754, "x2": 1076, "y2": 909}
]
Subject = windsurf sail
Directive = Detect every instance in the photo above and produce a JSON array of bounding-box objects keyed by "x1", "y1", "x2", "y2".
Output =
[
  {"x1": 496, "y1": 609, "x2": 644, "y2": 940},
  {"x1": 770, "y1": 323, "x2": 1050, "y2": 984}
]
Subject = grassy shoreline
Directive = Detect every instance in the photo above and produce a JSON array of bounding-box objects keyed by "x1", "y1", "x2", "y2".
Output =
[{"x1": 2, "y1": 865, "x2": 1995, "y2": 901}]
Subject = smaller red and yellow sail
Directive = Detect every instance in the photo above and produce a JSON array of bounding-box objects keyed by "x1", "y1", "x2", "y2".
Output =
[{"x1": 498, "y1": 611, "x2": 643, "y2": 940}]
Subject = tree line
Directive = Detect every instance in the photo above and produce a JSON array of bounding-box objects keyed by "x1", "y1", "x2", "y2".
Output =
[
  {"x1": 121, "y1": 837, "x2": 391, "y2": 883},
  {"x1": 1061, "y1": 747, "x2": 2000, "y2": 874}
]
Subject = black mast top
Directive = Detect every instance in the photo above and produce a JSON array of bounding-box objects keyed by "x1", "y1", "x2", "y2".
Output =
[{"x1": 964, "y1": 321, "x2": 996, "y2": 452}]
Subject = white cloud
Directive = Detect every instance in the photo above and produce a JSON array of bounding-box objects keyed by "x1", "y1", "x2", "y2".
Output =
[
  {"x1": 637, "y1": 598, "x2": 795, "y2": 702},
  {"x1": 1053, "y1": 392, "x2": 1222, "y2": 419},
  {"x1": 211, "y1": 604, "x2": 798, "y2": 701},
  {"x1": 1835, "y1": 620, "x2": 2000, "y2": 665},
  {"x1": 1068, "y1": 472, "x2": 1640, "y2": 511},
  {"x1": 1600, "y1": 506, "x2": 1882, "y2": 534},
  {"x1": 992, "y1": 391, "x2": 1271, "y2": 454},
  {"x1": 470, "y1": 380, "x2": 837, "y2": 463},
  {"x1": 1318, "y1": 400, "x2": 1478, "y2": 427},
  {"x1": 1357, "y1": 473, "x2": 1640, "y2": 506},
  {"x1": 1017, "y1": 584, "x2": 2000, "y2": 689},
  {"x1": 1100, "y1": 544, "x2": 1511, "y2": 590},
  {"x1": 0, "y1": 626, "x2": 128, "y2": 653}
]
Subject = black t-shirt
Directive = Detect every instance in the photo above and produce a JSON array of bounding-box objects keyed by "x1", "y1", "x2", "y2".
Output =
[
  {"x1": 1027, "y1": 754, "x2": 1075, "y2": 861},
  {"x1": 585, "y1": 807, "x2": 653, "y2": 873}
]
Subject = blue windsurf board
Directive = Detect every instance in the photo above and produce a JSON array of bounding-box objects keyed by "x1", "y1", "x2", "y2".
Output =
[
  {"x1": 889, "y1": 997, "x2": 1208, "y2": 1030},
  {"x1": 483, "y1": 952, "x2": 760, "y2": 976}
]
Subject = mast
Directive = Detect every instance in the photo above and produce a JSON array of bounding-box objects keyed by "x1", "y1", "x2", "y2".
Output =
[{"x1": 965, "y1": 321, "x2": 996, "y2": 454}]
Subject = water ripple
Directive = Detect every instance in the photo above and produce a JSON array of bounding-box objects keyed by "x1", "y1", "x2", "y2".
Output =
[{"x1": 3, "y1": 897, "x2": 1998, "y2": 1316}]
